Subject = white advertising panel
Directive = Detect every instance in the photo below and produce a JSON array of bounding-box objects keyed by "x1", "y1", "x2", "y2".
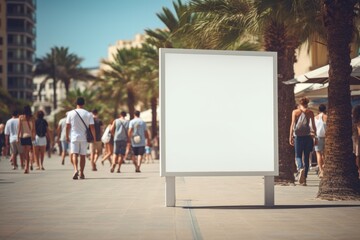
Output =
[{"x1": 160, "y1": 48, "x2": 278, "y2": 176}]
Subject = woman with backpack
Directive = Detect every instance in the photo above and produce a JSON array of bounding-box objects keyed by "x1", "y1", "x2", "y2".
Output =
[
  {"x1": 34, "y1": 110, "x2": 49, "y2": 170},
  {"x1": 289, "y1": 97, "x2": 317, "y2": 186}
]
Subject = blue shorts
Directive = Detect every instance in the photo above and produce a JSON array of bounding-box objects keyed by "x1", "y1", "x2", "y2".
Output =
[
  {"x1": 61, "y1": 141, "x2": 69, "y2": 153},
  {"x1": 132, "y1": 146, "x2": 145, "y2": 156},
  {"x1": 114, "y1": 140, "x2": 127, "y2": 155},
  {"x1": 315, "y1": 137, "x2": 325, "y2": 152},
  {"x1": 145, "y1": 146, "x2": 151, "y2": 154}
]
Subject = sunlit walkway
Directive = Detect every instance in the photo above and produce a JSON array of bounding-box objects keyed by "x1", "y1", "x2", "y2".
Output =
[{"x1": 0, "y1": 154, "x2": 359, "y2": 240}]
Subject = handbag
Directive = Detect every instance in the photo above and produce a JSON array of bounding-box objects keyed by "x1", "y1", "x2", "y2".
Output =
[
  {"x1": 101, "y1": 126, "x2": 111, "y2": 144},
  {"x1": 74, "y1": 110, "x2": 94, "y2": 142},
  {"x1": 133, "y1": 135, "x2": 141, "y2": 144}
]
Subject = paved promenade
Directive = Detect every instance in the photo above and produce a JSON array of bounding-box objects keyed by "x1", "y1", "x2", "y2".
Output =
[{"x1": 0, "y1": 154, "x2": 360, "y2": 240}]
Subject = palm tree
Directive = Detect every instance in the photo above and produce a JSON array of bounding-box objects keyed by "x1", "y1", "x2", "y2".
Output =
[
  {"x1": 34, "y1": 46, "x2": 94, "y2": 110},
  {"x1": 187, "y1": 0, "x2": 298, "y2": 183},
  {"x1": 142, "y1": 0, "x2": 199, "y2": 137},
  {"x1": 317, "y1": 0, "x2": 360, "y2": 200},
  {"x1": 100, "y1": 48, "x2": 142, "y2": 119},
  {"x1": 135, "y1": 43, "x2": 160, "y2": 138}
]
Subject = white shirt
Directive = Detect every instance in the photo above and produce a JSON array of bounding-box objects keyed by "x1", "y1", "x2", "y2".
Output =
[
  {"x1": 66, "y1": 109, "x2": 94, "y2": 142},
  {"x1": 4, "y1": 118, "x2": 19, "y2": 143},
  {"x1": 58, "y1": 117, "x2": 67, "y2": 141}
]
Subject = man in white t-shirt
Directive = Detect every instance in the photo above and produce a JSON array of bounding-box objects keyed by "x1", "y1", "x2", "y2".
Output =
[
  {"x1": 4, "y1": 110, "x2": 23, "y2": 169},
  {"x1": 57, "y1": 112, "x2": 68, "y2": 165},
  {"x1": 66, "y1": 97, "x2": 96, "y2": 180}
]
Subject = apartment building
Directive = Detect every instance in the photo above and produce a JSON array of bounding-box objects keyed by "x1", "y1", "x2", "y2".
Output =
[{"x1": 0, "y1": 0, "x2": 36, "y2": 101}]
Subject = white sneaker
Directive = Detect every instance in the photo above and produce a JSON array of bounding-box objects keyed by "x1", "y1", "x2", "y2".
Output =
[{"x1": 298, "y1": 169, "x2": 305, "y2": 184}]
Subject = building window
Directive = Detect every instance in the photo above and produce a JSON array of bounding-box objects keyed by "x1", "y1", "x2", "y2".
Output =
[
  {"x1": 33, "y1": 83, "x2": 37, "y2": 90},
  {"x1": 48, "y1": 83, "x2": 53, "y2": 89},
  {"x1": 0, "y1": 65, "x2": 2, "y2": 73},
  {"x1": 0, "y1": 37, "x2": 2, "y2": 45}
]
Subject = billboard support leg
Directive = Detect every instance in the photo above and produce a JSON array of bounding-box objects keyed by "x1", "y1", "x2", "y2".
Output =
[
  {"x1": 165, "y1": 176, "x2": 175, "y2": 207},
  {"x1": 264, "y1": 176, "x2": 274, "y2": 207}
]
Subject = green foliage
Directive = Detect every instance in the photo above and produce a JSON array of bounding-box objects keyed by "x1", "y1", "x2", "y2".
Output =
[{"x1": 0, "y1": 87, "x2": 29, "y2": 123}]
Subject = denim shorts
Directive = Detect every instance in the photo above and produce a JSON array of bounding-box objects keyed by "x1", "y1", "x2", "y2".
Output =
[
  {"x1": 132, "y1": 146, "x2": 145, "y2": 156},
  {"x1": 314, "y1": 137, "x2": 325, "y2": 152},
  {"x1": 114, "y1": 140, "x2": 127, "y2": 155},
  {"x1": 34, "y1": 135, "x2": 47, "y2": 146},
  {"x1": 61, "y1": 141, "x2": 69, "y2": 153}
]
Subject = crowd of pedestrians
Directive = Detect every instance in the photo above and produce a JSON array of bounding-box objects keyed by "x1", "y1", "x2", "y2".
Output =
[
  {"x1": 290, "y1": 97, "x2": 360, "y2": 186},
  {"x1": 0, "y1": 97, "x2": 156, "y2": 180}
]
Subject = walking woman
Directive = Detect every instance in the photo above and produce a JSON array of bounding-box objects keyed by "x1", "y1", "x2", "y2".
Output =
[
  {"x1": 314, "y1": 104, "x2": 327, "y2": 178},
  {"x1": 18, "y1": 105, "x2": 35, "y2": 174},
  {"x1": 101, "y1": 122, "x2": 114, "y2": 166},
  {"x1": 34, "y1": 110, "x2": 49, "y2": 170},
  {"x1": 289, "y1": 97, "x2": 317, "y2": 185}
]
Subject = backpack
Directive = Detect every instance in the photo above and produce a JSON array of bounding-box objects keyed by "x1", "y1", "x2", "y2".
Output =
[
  {"x1": 294, "y1": 111, "x2": 310, "y2": 136},
  {"x1": 36, "y1": 119, "x2": 47, "y2": 137},
  {"x1": 93, "y1": 118, "x2": 102, "y2": 141}
]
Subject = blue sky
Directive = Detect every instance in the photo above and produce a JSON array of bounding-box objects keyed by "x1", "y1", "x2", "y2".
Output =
[{"x1": 36, "y1": 0, "x2": 177, "y2": 68}]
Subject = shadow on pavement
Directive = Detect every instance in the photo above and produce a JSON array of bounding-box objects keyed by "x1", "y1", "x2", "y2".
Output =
[{"x1": 182, "y1": 204, "x2": 360, "y2": 210}]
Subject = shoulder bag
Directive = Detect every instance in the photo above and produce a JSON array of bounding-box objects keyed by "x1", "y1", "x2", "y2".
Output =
[{"x1": 74, "y1": 110, "x2": 94, "y2": 142}]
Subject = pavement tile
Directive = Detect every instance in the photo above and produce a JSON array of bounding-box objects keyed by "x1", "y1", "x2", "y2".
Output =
[{"x1": 1, "y1": 155, "x2": 360, "y2": 240}]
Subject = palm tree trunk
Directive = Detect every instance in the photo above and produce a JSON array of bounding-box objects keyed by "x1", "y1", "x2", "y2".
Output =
[
  {"x1": 318, "y1": 0, "x2": 360, "y2": 200},
  {"x1": 264, "y1": 20, "x2": 296, "y2": 184},
  {"x1": 151, "y1": 96, "x2": 157, "y2": 139},
  {"x1": 127, "y1": 88, "x2": 136, "y2": 120},
  {"x1": 53, "y1": 76, "x2": 57, "y2": 110}
]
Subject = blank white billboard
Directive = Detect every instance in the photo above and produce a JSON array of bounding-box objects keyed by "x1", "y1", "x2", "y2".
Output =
[{"x1": 160, "y1": 48, "x2": 278, "y2": 176}]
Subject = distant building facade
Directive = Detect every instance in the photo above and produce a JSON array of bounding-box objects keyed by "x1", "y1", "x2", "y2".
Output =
[
  {"x1": 294, "y1": 34, "x2": 359, "y2": 76},
  {"x1": 32, "y1": 67, "x2": 98, "y2": 116},
  {"x1": 101, "y1": 33, "x2": 146, "y2": 71},
  {"x1": 0, "y1": 0, "x2": 36, "y2": 101}
]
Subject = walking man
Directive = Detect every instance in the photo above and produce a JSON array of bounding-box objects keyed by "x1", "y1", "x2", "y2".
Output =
[
  {"x1": 128, "y1": 110, "x2": 151, "y2": 172},
  {"x1": 57, "y1": 112, "x2": 69, "y2": 165},
  {"x1": 4, "y1": 110, "x2": 23, "y2": 169},
  {"x1": 66, "y1": 97, "x2": 96, "y2": 180},
  {"x1": 110, "y1": 111, "x2": 129, "y2": 173}
]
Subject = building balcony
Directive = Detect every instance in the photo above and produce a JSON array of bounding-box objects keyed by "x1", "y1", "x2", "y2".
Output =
[
  {"x1": 7, "y1": 12, "x2": 36, "y2": 22},
  {"x1": 7, "y1": 69, "x2": 33, "y2": 75},
  {"x1": 7, "y1": 55, "x2": 34, "y2": 63},
  {"x1": 7, "y1": 27, "x2": 36, "y2": 36},
  {"x1": 7, "y1": 0, "x2": 36, "y2": 9},
  {"x1": 7, "y1": 41, "x2": 36, "y2": 49}
]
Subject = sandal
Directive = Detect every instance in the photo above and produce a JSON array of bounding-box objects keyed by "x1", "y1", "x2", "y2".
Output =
[
  {"x1": 79, "y1": 173, "x2": 85, "y2": 179},
  {"x1": 73, "y1": 171, "x2": 79, "y2": 180}
]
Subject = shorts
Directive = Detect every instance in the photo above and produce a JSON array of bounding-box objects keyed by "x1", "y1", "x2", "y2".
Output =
[
  {"x1": 61, "y1": 141, "x2": 69, "y2": 153},
  {"x1": 70, "y1": 141, "x2": 88, "y2": 155},
  {"x1": 90, "y1": 141, "x2": 102, "y2": 154},
  {"x1": 114, "y1": 140, "x2": 127, "y2": 155},
  {"x1": 314, "y1": 137, "x2": 325, "y2": 152},
  {"x1": 10, "y1": 141, "x2": 23, "y2": 155},
  {"x1": 34, "y1": 135, "x2": 47, "y2": 146},
  {"x1": 145, "y1": 146, "x2": 151, "y2": 154},
  {"x1": 20, "y1": 137, "x2": 32, "y2": 146},
  {"x1": 132, "y1": 146, "x2": 145, "y2": 156}
]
